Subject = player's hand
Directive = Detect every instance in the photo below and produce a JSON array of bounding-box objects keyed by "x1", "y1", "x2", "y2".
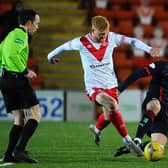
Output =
[
  {"x1": 24, "y1": 70, "x2": 37, "y2": 79},
  {"x1": 150, "y1": 47, "x2": 161, "y2": 57},
  {"x1": 49, "y1": 57, "x2": 60, "y2": 64}
]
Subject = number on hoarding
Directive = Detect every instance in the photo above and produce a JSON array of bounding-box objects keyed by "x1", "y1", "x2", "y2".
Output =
[
  {"x1": 38, "y1": 97, "x2": 63, "y2": 118},
  {"x1": 0, "y1": 96, "x2": 63, "y2": 119},
  {"x1": 51, "y1": 98, "x2": 63, "y2": 117},
  {"x1": 38, "y1": 98, "x2": 48, "y2": 117}
]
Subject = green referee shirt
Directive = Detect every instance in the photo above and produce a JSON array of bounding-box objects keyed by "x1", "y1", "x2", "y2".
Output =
[{"x1": 0, "y1": 27, "x2": 29, "y2": 73}]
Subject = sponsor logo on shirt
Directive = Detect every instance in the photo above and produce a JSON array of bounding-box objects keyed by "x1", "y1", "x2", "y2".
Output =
[{"x1": 90, "y1": 62, "x2": 110, "y2": 69}]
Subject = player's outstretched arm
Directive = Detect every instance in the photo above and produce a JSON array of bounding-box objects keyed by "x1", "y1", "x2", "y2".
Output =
[
  {"x1": 47, "y1": 38, "x2": 80, "y2": 64},
  {"x1": 47, "y1": 42, "x2": 71, "y2": 63},
  {"x1": 115, "y1": 35, "x2": 161, "y2": 57},
  {"x1": 118, "y1": 68, "x2": 148, "y2": 93}
]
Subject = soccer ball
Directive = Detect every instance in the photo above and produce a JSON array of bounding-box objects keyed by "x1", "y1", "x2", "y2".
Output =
[{"x1": 144, "y1": 141, "x2": 164, "y2": 161}]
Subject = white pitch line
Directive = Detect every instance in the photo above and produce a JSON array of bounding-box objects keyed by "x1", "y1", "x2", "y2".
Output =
[{"x1": 0, "y1": 163, "x2": 14, "y2": 167}]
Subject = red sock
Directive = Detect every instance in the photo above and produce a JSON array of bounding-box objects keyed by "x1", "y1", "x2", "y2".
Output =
[
  {"x1": 95, "y1": 112, "x2": 110, "y2": 130},
  {"x1": 146, "y1": 110, "x2": 155, "y2": 122},
  {"x1": 109, "y1": 109, "x2": 128, "y2": 137}
]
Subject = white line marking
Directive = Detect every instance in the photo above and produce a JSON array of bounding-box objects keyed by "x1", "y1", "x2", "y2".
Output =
[{"x1": 0, "y1": 163, "x2": 14, "y2": 167}]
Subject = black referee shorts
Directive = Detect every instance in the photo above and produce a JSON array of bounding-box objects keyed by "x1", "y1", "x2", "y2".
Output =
[{"x1": 0, "y1": 77, "x2": 39, "y2": 113}]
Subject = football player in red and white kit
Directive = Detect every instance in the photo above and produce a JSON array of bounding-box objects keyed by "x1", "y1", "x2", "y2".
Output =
[{"x1": 47, "y1": 16, "x2": 160, "y2": 156}]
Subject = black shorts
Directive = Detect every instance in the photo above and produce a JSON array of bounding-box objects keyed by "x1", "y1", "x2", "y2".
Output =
[
  {"x1": 0, "y1": 77, "x2": 39, "y2": 113},
  {"x1": 142, "y1": 96, "x2": 168, "y2": 137}
]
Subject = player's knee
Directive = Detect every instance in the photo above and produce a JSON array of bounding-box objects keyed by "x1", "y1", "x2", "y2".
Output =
[
  {"x1": 14, "y1": 117, "x2": 24, "y2": 126},
  {"x1": 96, "y1": 93, "x2": 118, "y2": 111},
  {"x1": 12, "y1": 110, "x2": 25, "y2": 126},
  {"x1": 110, "y1": 101, "x2": 118, "y2": 111},
  {"x1": 29, "y1": 104, "x2": 41, "y2": 122},
  {"x1": 147, "y1": 99, "x2": 161, "y2": 115},
  {"x1": 151, "y1": 133, "x2": 167, "y2": 146}
]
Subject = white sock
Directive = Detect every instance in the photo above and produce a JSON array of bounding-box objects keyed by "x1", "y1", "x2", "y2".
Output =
[
  {"x1": 122, "y1": 135, "x2": 132, "y2": 144},
  {"x1": 94, "y1": 126, "x2": 100, "y2": 134}
]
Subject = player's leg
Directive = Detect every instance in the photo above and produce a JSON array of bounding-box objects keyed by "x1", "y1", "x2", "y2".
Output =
[
  {"x1": 0, "y1": 84, "x2": 24, "y2": 163},
  {"x1": 96, "y1": 92, "x2": 128, "y2": 136},
  {"x1": 14, "y1": 104, "x2": 41, "y2": 163},
  {"x1": 3, "y1": 110, "x2": 24, "y2": 163},
  {"x1": 135, "y1": 99, "x2": 161, "y2": 141},
  {"x1": 88, "y1": 89, "x2": 111, "y2": 145},
  {"x1": 89, "y1": 91, "x2": 119, "y2": 146},
  {"x1": 114, "y1": 98, "x2": 161, "y2": 157},
  {"x1": 12, "y1": 81, "x2": 41, "y2": 163},
  {"x1": 96, "y1": 91, "x2": 143, "y2": 156},
  {"x1": 114, "y1": 100, "x2": 167, "y2": 157},
  {"x1": 113, "y1": 140, "x2": 150, "y2": 157},
  {"x1": 150, "y1": 108, "x2": 168, "y2": 147},
  {"x1": 89, "y1": 110, "x2": 110, "y2": 145},
  {"x1": 125, "y1": 134, "x2": 167, "y2": 158},
  {"x1": 151, "y1": 133, "x2": 167, "y2": 146}
]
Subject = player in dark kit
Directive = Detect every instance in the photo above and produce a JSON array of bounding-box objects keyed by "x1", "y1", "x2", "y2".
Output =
[
  {"x1": 0, "y1": 9, "x2": 41, "y2": 163},
  {"x1": 114, "y1": 61, "x2": 168, "y2": 157}
]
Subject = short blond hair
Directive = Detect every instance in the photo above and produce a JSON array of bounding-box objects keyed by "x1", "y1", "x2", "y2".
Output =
[{"x1": 91, "y1": 15, "x2": 110, "y2": 31}]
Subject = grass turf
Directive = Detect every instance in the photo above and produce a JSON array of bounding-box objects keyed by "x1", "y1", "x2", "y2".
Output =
[{"x1": 0, "y1": 121, "x2": 167, "y2": 168}]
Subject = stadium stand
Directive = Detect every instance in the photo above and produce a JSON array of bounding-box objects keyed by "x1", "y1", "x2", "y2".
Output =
[
  {"x1": 17, "y1": 0, "x2": 168, "y2": 90},
  {"x1": 0, "y1": 0, "x2": 44, "y2": 89},
  {"x1": 0, "y1": 0, "x2": 13, "y2": 15},
  {"x1": 119, "y1": 20, "x2": 134, "y2": 36},
  {"x1": 23, "y1": 0, "x2": 88, "y2": 90},
  {"x1": 93, "y1": 7, "x2": 113, "y2": 20},
  {"x1": 113, "y1": 9, "x2": 134, "y2": 20},
  {"x1": 132, "y1": 57, "x2": 151, "y2": 68},
  {"x1": 90, "y1": 0, "x2": 168, "y2": 89},
  {"x1": 158, "y1": 21, "x2": 168, "y2": 38},
  {"x1": 0, "y1": 0, "x2": 18, "y2": 41}
]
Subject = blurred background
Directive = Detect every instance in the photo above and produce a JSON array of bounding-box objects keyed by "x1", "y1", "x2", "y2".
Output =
[{"x1": 0, "y1": 0, "x2": 168, "y2": 122}]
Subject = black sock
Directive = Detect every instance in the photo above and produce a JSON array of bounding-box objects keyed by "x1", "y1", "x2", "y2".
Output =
[
  {"x1": 5, "y1": 125, "x2": 23, "y2": 157},
  {"x1": 17, "y1": 119, "x2": 38, "y2": 151},
  {"x1": 136, "y1": 110, "x2": 155, "y2": 139}
]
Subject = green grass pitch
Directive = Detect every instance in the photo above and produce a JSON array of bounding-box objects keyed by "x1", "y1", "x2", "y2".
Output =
[{"x1": 0, "y1": 121, "x2": 167, "y2": 168}]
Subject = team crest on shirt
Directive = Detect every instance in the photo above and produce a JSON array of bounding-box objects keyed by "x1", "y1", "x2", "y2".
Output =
[
  {"x1": 149, "y1": 63, "x2": 156, "y2": 69},
  {"x1": 15, "y1": 39, "x2": 24, "y2": 46}
]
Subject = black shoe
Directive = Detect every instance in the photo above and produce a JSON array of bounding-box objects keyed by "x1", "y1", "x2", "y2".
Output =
[
  {"x1": 125, "y1": 139, "x2": 143, "y2": 156},
  {"x1": 2, "y1": 155, "x2": 19, "y2": 163},
  {"x1": 113, "y1": 146, "x2": 130, "y2": 157},
  {"x1": 114, "y1": 138, "x2": 145, "y2": 157},
  {"x1": 140, "y1": 141, "x2": 150, "y2": 151},
  {"x1": 14, "y1": 148, "x2": 38, "y2": 163}
]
